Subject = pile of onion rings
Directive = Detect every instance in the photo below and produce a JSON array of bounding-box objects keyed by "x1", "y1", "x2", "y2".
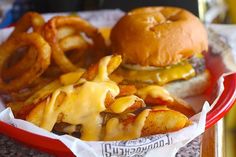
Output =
[
  {"x1": 0, "y1": 12, "x2": 107, "y2": 101},
  {"x1": 43, "y1": 16, "x2": 107, "y2": 72}
]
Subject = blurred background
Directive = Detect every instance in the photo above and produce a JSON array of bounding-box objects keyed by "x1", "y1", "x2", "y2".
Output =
[
  {"x1": 1, "y1": 0, "x2": 236, "y2": 28},
  {"x1": 0, "y1": 0, "x2": 236, "y2": 157}
]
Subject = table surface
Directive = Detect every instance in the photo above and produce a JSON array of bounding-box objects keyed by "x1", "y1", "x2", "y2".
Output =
[{"x1": 0, "y1": 133, "x2": 201, "y2": 157}]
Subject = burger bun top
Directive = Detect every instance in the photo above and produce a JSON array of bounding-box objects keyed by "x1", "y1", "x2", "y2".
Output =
[{"x1": 110, "y1": 7, "x2": 208, "y2": 67}]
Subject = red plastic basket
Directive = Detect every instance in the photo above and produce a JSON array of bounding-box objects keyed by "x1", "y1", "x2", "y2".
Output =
[{"x1": 0, "y1": 73, "x2": 235, "y2": 157}]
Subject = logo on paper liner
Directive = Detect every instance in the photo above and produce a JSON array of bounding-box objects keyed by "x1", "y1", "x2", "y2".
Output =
[{"x1": 102, "y1": 134, "x2": 173, "y2": 157}]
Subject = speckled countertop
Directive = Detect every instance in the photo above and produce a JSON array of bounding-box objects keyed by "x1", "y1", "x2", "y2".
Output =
[
  {"x1": 0, "y1": 134, "x2": 53, "y2": 157},
  {"x1": 0, "y1": 134, "x2": 201, "y2": 157}
]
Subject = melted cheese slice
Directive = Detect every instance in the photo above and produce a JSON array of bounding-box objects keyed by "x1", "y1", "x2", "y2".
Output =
[
  {"x1": 104, "y1": 109, "x2": 150, "y2": 141},
  {"x1": 137, "y1": 85, "x2": 174, "y2": 102},
  {"x1": 116, "y1": 61, "x2": 195, "y2": 85}
]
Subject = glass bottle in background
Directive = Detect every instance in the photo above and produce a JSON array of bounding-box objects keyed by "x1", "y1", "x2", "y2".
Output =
[
  {"x1": 198, "y1": 0, "x2": 207, "y2": 22},
  {"x1": 198, "y1": 0, "x2": 236, "y2": 24},
  {"x1": 198, "y1": 0, "x2": 228, "y2": 23},
  {"x1": 225, "y1": 0, "x2": 236, "y2": 23},
  {"x1": 225, "y1": 104, "x2": 236, "y2": 157}
]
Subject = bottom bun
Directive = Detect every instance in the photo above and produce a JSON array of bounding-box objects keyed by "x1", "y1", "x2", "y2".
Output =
[{"x1": 164, "y1": 70, "x2": 211, "y2": 98}]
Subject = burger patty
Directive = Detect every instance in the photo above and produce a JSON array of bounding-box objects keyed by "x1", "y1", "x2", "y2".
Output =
[{"x1": 189, "y1": 56, "x2": 206, "y2": 74}]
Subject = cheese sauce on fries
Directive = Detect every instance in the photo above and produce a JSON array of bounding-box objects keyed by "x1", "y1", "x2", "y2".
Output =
[
  {"x1": 104, "y1": 109, "x2": 150, "y2": 141},
  {"x1": 27, "y1": 56, "x2": 151, "y2": 141}
]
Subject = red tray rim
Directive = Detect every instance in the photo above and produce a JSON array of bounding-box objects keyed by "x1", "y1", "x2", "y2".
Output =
[{"x1": 0, "y1": 73, "x2": 236, "y2": 157}]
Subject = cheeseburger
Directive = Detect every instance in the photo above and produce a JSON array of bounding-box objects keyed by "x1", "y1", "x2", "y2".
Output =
[{"x1": 110, "y1": 7, "x2": 210, "y2": 98}]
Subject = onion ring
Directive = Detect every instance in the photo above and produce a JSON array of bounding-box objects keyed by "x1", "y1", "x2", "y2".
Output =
[
  {"x1": 2, "y1": 12, "x2": 45, "y2": 80},
  {"x1": 43, "y1": 16, "x2": 107, "y2": 72},
  {"x1": 9, "y1": 12, "x2": 45, "y2": 38},
  {"x1": 41, "y1": 35, "x2": 89, "y2": 79},
  {"x1": 59, "y1": 35, "x2": 88, "y2": 52},
  {"x1": 59, "y1": 34, "x2": 89, "y2": 66},
  {"x1": 2, "y1": 48, "x2": 37, "y2": 80},
  {"x1": 57, "y1": 26, "x2": 76, "y2": 40},
  {"x1": 0, "y1": 33, "x2": 51, "y2": 93}
]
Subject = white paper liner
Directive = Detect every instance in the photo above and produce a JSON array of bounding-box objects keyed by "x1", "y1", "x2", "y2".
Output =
[
  {"x1": 0, "y1": 10, "x2": 232, "y2": 157},
  {"x1": 0, "y1": 101, "x2": 210, "y2": 157}
]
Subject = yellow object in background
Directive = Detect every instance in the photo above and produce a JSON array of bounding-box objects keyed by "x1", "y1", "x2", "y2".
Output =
[
  {"x1": 226, "y1": 103, "x2": 236, "y2": 129},
  {"x1": 225, "y1": 103, "x2": 236, "y2": 157},
  {"x1": 99, "y1": 27, "x2": 111, "y2": 46},
  {"x1": 226, "y1": 0, "x2": 236, "y2": 23}
]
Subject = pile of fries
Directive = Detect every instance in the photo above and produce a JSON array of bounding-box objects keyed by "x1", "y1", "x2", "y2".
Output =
[{"x1": 0, "y1": 12, "x2": 195, "y2": 141}]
